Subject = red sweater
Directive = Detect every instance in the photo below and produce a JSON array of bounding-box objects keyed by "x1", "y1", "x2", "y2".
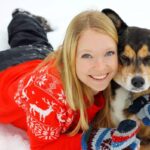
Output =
[{"x1": 0, "y1": 59, "x2": 105, "y2": 150}]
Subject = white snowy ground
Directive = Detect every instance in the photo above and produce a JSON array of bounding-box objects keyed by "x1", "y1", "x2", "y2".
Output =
[{"x1": 0, "y1": 0, "x2": 150, "y2": 149}]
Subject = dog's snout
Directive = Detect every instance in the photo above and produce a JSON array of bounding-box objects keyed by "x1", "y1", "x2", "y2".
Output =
[{"x1": 131, "y1": 76, "x2": 145, "y2": 88}]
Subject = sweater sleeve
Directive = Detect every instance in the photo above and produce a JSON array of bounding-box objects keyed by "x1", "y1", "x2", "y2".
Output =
[{"x1": 14, "y1": 66, "x2": 82, "y2": 150}]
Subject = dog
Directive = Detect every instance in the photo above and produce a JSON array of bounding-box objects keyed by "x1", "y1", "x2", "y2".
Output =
[{"x1": 93, "y1": 9, "x2": 150, "y2": 150}]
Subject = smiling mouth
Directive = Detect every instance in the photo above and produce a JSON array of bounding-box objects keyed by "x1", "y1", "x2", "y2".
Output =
[{"x1": 90, "y1": 74, "x2": 108, "y2": 80}]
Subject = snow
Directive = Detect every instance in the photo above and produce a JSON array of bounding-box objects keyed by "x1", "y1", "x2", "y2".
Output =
[
  {"x1": 0, "y1": 124, "x2": 29, "y2": 150},
  {"x1": 0, "y1": 0, "x2": 150, "y2": 149}
]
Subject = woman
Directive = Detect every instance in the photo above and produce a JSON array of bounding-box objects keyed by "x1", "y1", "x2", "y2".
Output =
[{"x1": 0, "y1": 9, "x2": 140, "y2": 149}]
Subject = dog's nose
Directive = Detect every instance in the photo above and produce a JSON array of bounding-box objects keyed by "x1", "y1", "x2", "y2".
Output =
[{"x1": 131, "y1": 76, "x2": 145, "y2": 88}]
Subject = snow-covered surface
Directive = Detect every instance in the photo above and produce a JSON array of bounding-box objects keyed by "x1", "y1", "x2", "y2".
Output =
[
  {"x1": 1, "y1": 0, "x2": 150, "y2": 51},
  {"x1": 0, "y1": 124, "x2": 29, "y2": 150},
  {"x1": 0, "y1": 0, "x2": 150, "y2": 149}
]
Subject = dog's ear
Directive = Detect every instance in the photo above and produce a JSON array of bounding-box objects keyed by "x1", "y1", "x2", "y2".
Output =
[{"x1": 102, "y1": 8, "x2": 127, "y2": 35}]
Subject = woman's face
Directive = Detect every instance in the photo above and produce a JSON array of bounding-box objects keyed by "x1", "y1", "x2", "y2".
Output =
[{"x1": 76, "y1": 29, "x2": 118, "y2": 95}]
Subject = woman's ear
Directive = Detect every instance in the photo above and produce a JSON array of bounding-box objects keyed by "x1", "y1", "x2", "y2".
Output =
[{"x1": 102, "y1": 8, "x2": 128, "y2": 35}]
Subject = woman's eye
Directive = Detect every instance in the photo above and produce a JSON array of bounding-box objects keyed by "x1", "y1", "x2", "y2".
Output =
[
  {"x1": 81, "y1": 54, "x2": 93, "y2": 58},
  {"x1": 105, "y1": 51, "x2": 115, "y2": 56}
]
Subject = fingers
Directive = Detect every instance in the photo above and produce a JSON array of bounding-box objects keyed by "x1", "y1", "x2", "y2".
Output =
[{"x1": 111, "y1": 120, "x2": 140, "y2": 149}]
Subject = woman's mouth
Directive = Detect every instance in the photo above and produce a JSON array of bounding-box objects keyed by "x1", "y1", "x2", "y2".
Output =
[{"x1": 90, "y1": 74, "x2": 108, "y2": 80}]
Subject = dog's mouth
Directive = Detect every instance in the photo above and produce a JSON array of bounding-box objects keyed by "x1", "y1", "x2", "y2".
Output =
[
  {"x1": 130, "y1": 87, "x2": 146, "y2": 93},
  {"x1": 120, "y1": 82, "x2": 149, "y2": 93},
  {"x1": 114, "y1": 75, "x2": 150, "y2": 93}
]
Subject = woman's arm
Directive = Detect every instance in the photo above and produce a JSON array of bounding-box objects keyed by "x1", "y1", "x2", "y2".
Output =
[{"x1": 13, "y1": 68, "x2": 81, "y2": 149}]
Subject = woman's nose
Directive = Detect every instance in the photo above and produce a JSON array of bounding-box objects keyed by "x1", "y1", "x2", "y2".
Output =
[
  {"x1": 96, "y1": 57, "x2": 106, "y2": 65},
  {"x1": 93, "y1": 58, "x2": 106, "y2": 69}
]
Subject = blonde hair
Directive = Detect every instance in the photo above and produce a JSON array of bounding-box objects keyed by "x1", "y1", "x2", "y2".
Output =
[{"x1": 40, "y1": 10, "x2": 118, "y2": 135}]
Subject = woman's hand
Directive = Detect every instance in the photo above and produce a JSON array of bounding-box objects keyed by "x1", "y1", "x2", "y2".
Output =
[{"x1": 82, "y1": 119, "x2": 140, "y2": 150}]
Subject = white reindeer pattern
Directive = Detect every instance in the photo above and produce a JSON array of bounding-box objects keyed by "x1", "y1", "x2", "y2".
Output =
[
  {"x1": 57, "y1": 108, "x2": 66, "y2": 123},
  {"x1": 30, "y1": 100, "x2": 56, "y2": 122}
]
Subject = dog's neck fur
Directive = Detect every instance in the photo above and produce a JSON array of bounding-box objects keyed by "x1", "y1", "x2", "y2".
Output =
[
  {"x1": 111, "y1": 83, "x2": 150, "y2": 126},
  {"x1": 111, "y1": 86, "x2": 131, "y2": 126}
]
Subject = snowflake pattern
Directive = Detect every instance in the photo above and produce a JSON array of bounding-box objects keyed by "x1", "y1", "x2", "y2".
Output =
[
  {"x1": 58, "y1": 90, "x2": 66, "y2": 104},
  {"x1": 14, "y1": 65, "x2": 74, "y2": 141},
  {"x1": 14, "y1": 75, "x2": 35, "y2": 110},
  {"x1": 37, "y1": 74, "x2": 47, "y2": 87},
  {"x1": 27, "y1": 114, "x2": 61, "y2": 140}
]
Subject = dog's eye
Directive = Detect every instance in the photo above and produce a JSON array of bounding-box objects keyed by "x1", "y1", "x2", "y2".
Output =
[
  {"x1": 143, "y1": 56, "x2": 150, "y2": 65},
  {"x1": 120, "y1": 55, "x2": 130, "y2": 65}
]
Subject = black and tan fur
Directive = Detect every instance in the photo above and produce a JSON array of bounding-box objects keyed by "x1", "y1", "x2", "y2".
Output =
[{"x1": 94, "y1": 9, "x2": 150, "y2": 150}]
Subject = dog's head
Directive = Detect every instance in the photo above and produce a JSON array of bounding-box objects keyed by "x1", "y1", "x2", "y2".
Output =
[{"x1": 102, "y1": 9, "x2": 150, "y2": 93}]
